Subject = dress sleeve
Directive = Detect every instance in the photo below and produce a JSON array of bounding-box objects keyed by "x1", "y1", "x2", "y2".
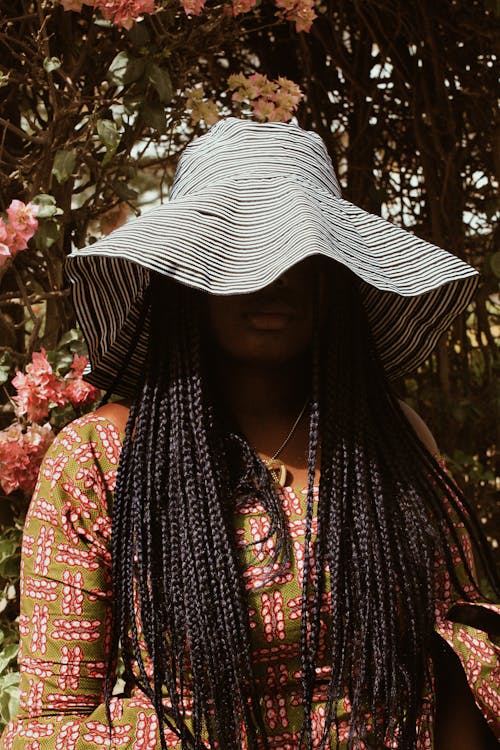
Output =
[
  {"x1": 433, "y1": 460, "x2": 500, "y2": 740},
  {"x1": 0, "y1": 415, "x2": 166, "y2": 750}
]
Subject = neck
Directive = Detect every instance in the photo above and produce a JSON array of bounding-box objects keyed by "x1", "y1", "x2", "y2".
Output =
[
  {"x1": 212, "y1": 354, "x2": 309, "y2": 430},
  {"x1": 210, "y1": 351, "x2": 317, "y2": 486}
]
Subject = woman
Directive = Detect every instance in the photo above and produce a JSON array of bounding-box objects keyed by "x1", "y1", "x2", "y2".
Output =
[{"x1": 1, "y1": 118, "x2": 498, "y2": 750}]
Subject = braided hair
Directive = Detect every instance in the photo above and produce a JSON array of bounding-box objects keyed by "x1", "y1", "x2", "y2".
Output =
[{"x1": 104, "y1": 264, "x2": 498, "y2": 749}]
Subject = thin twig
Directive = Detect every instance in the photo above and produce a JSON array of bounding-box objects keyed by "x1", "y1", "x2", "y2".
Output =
[
  {"x1": 0, "y1": 289, "x2": 70, "y2": 305},
  {"x1": 11, "y1": 267, "x2": 37, "y2": 325},
  {"x1": 0, "y1": 117, "x2": 45, "y2": 145}
]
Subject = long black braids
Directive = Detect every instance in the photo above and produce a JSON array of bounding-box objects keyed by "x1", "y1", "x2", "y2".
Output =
[
  {"x1": 305, "y1": 262, "x2": 499, "y2": 748},
  {"x1": 104, "y1": 265, "x2": 498, "y2": 750},
  {"x1": 105, "y1": 275, "x2": 280, "y2": 750}
]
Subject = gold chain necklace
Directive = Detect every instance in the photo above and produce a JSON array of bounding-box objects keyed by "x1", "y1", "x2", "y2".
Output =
[{"x1": 264, "y1": 398, "x2": 309, "y2": 487}]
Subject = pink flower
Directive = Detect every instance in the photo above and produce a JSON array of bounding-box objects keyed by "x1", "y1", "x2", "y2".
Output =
[
  {"x1": 95, "y1": 0, "x2": 156, "y2": 28},
  {"x1": 0, "y1": 218, "x2": 14, "y2": 265},
  {"x1": 12, "y1": 349, "x2": 67, "y2": 422},
  {"x1": 64, "y1": 354, "x2": 100, "y2": 408},
  {"x1": 179, "y1": 0, "x2": 206, "y2": 14},
  {"x1": 185, "y1": 88, "x2": 220, "y2": 126},
  {"x1": 64, "y1": 379, "x2": 100, "y2": 408},
  {"x1": 232, "y1": 0, "x2": 257, "y2": 14},
  {"x1": 197, "y1": 100, "x2": 219, "y2": 126},
  {"x1": 252, "y1": 98, "x2": 277, "y2": 121},
  {"x1": 5, "y1": 200, "x2": 39, "y2": 254},
  {"x1": 0, "y1": 243, "x2": 11, "y2": 268},
  {"x1": 227, "y1": 73, "x2": 249, "y2": 91},
  {"x1": 226, "y1": 72, "x2": 303, "y2": 122},
  {"x1": 274, "y1": 0, "x2": 316, "y2": 32},
  {"x1": 246, "y1": 73, "x2": 276, "y2": 99},
  {"x1": 274, "y1": 77, "x2": 303, "y2": 108},
  {"x1": 0, "y1": 422, "x2": 54, "y2": 495},
  {"x1": 0, "y1": 218, "x2": 9, "y2": 243},
  {"x1": 268, "y1": 106, "x2": 294, "y2": 122},
  {"x1": 290, "y1": 4, "x2": 316, "y2": 32},
  {"x1": 69, "y1": 354, "x2": 88, "y2": 377}
]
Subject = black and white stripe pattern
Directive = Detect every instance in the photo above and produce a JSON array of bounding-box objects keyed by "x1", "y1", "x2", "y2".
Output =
[{"x1": 65, "y1": 118, "x2": 479, "y2": 396}]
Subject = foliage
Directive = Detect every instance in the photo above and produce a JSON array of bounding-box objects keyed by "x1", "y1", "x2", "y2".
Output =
[{"x1": 0, "y1": 0, "x2": 498, "y2": 732}]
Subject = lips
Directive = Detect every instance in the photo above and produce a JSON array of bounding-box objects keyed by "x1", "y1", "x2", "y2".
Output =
[
  {"x1": 244, "y1": 300, "x2": 295, "y2": 331},
  {"x1": 246, "y1": 314, "x2": 291, "y2": 331}
]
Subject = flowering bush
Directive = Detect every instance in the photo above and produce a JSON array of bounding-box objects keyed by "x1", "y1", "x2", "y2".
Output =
[
  {"x1": 228, "y1": 73, "x2": 303, "y2": 122},
  {"x1": 185, "y1": 86, "x2": 223, "y2": 127},
  {"x1": 59, "y1": 0, "x2": 317, "y2": 33},
  {"x1": 12, "y1": 351, "x2": 67, "y2": 423},
  {"x1": 60, "y1": 0, "x2": 156, "y2": 29},
  {"x1": 186, "y1": 73, "x2": 303, "y2": 125},
  {"x1": 0, "y1": 424, "x2": 55, "y2": 496},
  {"x1": 273, "y1": 0, "x2": 316, "y2": 32},
  {"x1": 1, "y1": 347, "x2": 100, "y2": 497},
  {"x1": 183, "y1": 0, "x2": 317, "y2": 31},
  {"x1": 0, "y1": 201, "x2": 39, "y2": 268}
]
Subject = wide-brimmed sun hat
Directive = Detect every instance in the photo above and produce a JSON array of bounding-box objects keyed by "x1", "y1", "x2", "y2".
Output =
[{"x1": 66, "y1": 117, "x2": 479, "y2": 397}]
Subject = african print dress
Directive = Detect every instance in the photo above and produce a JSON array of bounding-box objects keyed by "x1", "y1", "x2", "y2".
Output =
[{"x1": 1, "y1": 414, "x2": 499, "y2": 749}]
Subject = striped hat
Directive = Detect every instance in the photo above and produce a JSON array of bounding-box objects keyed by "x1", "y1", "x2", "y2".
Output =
[{"x1": 66, "y1": 117, "x2": 479, "y2": 397}]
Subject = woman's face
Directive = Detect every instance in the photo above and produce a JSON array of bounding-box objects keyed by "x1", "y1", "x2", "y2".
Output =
[{"x1": 205, "y1": 257, "x2": 325, "y2": 366}]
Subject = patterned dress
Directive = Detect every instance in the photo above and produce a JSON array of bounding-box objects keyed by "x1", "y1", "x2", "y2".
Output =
[{"x1": 1, "y1": 414, "x2": 498, "y2": 749}]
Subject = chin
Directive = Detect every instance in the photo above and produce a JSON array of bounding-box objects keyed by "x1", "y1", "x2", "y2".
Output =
[{"x1": 229, "y1": 334, "x2": 311, "y2": 366}]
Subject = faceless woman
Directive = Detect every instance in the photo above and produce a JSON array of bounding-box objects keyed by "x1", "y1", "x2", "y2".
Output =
[{"x1": 2, "y1": 118, "x2": 498, "y2": 750}]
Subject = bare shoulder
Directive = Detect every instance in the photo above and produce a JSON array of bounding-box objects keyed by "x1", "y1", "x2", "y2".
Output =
[
  {"x1": 93, "y1": 401, "x2": 131, "y2": 434},
  {"x1": 397, "y1": 400, "x2": 439, "y2": 456}
]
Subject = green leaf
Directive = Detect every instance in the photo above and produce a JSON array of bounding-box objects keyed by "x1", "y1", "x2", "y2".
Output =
[
  {"x1": 490, "y1": 251, "x2": 500, "y2": 278},
  {"x1": 140, "y1": 104, "x2": 167, "y2": 133},
  {"x1": 31, "y1": 193, "x2": 63, "y2": 219},
  {"x1": 52, "y1": 330, "x2": 86, "y2": 373},
  {"x1": 57, "y1": 328, "x2": 82, "y2": 348},
  {"x1": 0, "y1": 555, "x2": 20, "y2": 579},
  {"x1": 33, "y1": 218, "x2": 61, "y2": 250},
  {"x1": 0, "y1": 673, "x2": 20, "y2": 726},
  {"x1": 0, "y1": 539, "x2": 19, "y2": 563},
  {"x1": 97, "y1": 119, "x2": 120, "y2": 151},
  {"x1": 149, "y1": 64, "x2": 173, "y2": 104},
  {"x1": 123, "y1": 96, "x2": 142, "y2": 116},
  {"x1": 107, "y1": 51, "x2": 128, "y2": 85},
  {"x1": 43, "y1": 56, "x2": 62, "y2": 73},
  {"x1": 49, "y1": 402, "x2": 77, "y2": 430},
  {"x1": 0, "y1": 644, "x2": 18, "y2": 675},
  {"x1": 127, "y1": 21, "x2": 151, "y2": 47},
  {"x1": 53, "y1": 350, "x2": 74, "y2": 373},
  {"x1": 124, "y1": 58, "x2": 146, "y2": 85},
  {"x1": 97, "y1": 120, "x2": 121, "y2": 165},
  {"x1": 112, "y1": 181, "x2": 139, "y2": 201},
  {"x1": 108, "y1": 52, "x2": 145, "y2": 86},
  {"x1": 0, "y1": 672, "x2": 20, "y2": 689},
  {"x1": 0, "y1": 352, "x2": 12, "y2": 386},
  {"x1": 52, "y1": 149, "x2": 77, "y2": 184}
]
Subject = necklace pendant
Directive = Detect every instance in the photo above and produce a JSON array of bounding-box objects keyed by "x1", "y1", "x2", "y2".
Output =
[{"x1": 265, "y1": 458, "x2": 287, "y2": 488}]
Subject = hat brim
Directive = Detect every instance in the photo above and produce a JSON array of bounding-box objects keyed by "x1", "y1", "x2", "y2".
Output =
[{"x1": 66, "y1": 178, "x2": 479, "y2": 395}]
